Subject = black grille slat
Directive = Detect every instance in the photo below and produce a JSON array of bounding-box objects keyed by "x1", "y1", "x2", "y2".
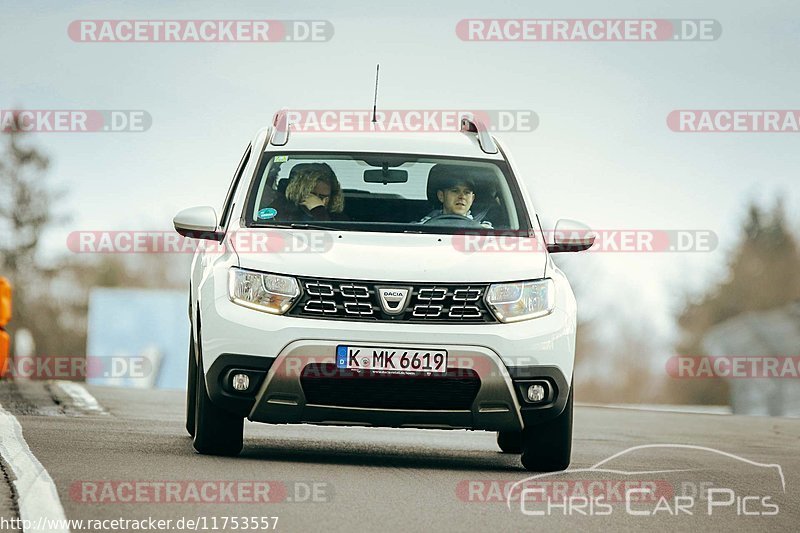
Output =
[
  {"x1": 300, "y1": 364, "x2": 481, "y2": 410},
  {"x1": 288, "y1": 277, "x2": 496, "y2": 323}
]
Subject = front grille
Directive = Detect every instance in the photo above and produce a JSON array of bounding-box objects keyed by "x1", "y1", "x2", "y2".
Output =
[
  {"x1": 288, "y1": 276, "x2": 497, "y2": 323},
  {"x1": 300, "y1": 364, "x2": 481, "y2": 410}
]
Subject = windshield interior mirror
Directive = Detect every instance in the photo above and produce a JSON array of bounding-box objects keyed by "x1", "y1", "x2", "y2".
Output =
[{"x1": 363, "y1": 168, "x2": 409, "y2": 184}]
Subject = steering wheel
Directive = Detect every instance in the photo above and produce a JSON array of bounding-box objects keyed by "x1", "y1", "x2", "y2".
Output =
[{"x1": 421, "y1": 213, "x2": 483, "y2": 228}]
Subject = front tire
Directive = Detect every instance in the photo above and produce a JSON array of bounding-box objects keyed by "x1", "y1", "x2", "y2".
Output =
[
  {"x1": 192, "y1": 328, "x2": 244, "y2": 456},
  {"x1": 497, "y1": 431, "x2": 523, "y2": 454},
  {"x1": 520, "y1": 384, "x2": 573, "y2": 472}
]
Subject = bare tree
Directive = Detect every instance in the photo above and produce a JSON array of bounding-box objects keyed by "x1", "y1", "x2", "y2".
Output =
[
  {"x1": 1, "y1": 114, "x2": 188, "y2": 360},
  {"x1": 0, "y1": 114, "x2": 53, "y2": 282},
  {"x1": 0, "y1": 114, "x2": 58, "y2": 351}
]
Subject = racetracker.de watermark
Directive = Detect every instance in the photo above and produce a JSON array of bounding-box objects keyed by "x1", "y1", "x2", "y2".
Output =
[
  {"x1": 667, "y1": 356, "x2": 800, "y2": 379},
  {"x1": 68, "y1": 20, "x2": 333, "y2": 42},
  {"x1": 668, "y1": 110, "x2": 800, "y2": 132},
  {"x1": 66, "y1": 230, "x2": 333, "y2": 254},
  {"x1": 7, "y1": 355, "x2": 151, "y2": 380},
  {"x1": 280, "y1": 109, "x2": 538, "y2": 133},
  {"x1": 457, "y1": 478, "x2": 674, "y2": 504},
  {"x1": 456, "y1": 19, "x2": 721, "y2": 41},
  {"x1": 452, "y1": 230, "x2": 718, "y2": 253},
  {"x1": 0, "y1": 110, "x2": 151, "y2": 133},
  {"x1": 70, "y1": 480, "x2": 332, "y2": 503}
]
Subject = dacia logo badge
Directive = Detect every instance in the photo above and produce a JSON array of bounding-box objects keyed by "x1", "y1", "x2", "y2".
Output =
[{"x1": 377, "y1": 287, "x2": 411, "y2": 315}]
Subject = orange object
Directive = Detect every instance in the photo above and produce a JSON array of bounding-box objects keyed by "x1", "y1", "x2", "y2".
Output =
[
  {"x1": 0, "y1": 277, "x2": 10, "y2": 376},
  {"x1": 0, "y1": 330, "x2": 8, "y2": 376},
  {"x1": 0, "y1": 277, "x2": 10, "y2": 326}
]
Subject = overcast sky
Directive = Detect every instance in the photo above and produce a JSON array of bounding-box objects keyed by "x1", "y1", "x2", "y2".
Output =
[{"x1": 2, "y1": 0, "x2": 798, "y2": 357}]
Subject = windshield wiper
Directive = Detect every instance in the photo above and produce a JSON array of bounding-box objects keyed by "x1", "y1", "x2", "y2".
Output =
[
  {"x1": 251, "y1": 222, "x2": 339, "y2": 230},
  {"x1": 288, "y1": 223, "x2": 339, "y2": 230}
]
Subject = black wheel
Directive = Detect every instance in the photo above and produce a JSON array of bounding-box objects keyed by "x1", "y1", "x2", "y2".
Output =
[
  {"x1": 192, "y1": 328, "x2": 244, "y2": 456},
  {"x1": 185, "y1": 330, "x2": 197, "y2": 437},
  {"x1": 520, "y1": 384, "x2": 573, "y2": 472},
  {"x1": 497, "y1": 431, "x2": 523, "y2": 454}
]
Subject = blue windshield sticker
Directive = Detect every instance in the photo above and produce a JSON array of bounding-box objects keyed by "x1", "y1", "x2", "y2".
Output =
[{"x1": 257, "y1": 207, "x2": 277, "y2": 220}]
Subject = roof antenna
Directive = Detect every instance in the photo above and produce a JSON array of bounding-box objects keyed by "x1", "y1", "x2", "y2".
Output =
[{"x1": 371, "y1": 64, "x2": 380, "y2": 123}]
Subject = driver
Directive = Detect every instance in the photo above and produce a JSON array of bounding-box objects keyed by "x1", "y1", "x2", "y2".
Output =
[{"x1": 417, "y1": 176, "x2": 493, "y2": 228}]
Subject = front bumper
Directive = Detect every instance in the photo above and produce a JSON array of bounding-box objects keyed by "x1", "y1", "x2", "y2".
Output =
[
  {"x1": 198, "y1": 268, "x2": 576, "y2": 431},
  {"x1": 205, "y1": 342, "x2": 571, "y2": 432}
]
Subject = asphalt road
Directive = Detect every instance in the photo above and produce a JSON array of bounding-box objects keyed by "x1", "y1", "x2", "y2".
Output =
[{"x1": 0, "y1": 380, "x2": 798, "y2": 532}]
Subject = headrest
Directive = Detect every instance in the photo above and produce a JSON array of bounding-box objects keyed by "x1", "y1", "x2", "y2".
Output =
[{"x1": 288, "y1": 162, "x2": 335, "y2": 181}]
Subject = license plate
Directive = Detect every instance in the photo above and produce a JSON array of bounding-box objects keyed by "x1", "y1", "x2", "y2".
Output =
[{"x1": 336, "y1": 345, "x2": 448, "y2": 374}]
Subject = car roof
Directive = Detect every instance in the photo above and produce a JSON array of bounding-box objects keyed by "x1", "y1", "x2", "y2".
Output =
[{"x1": 261, "y1": 129, "x2": 505, "y2": 160}]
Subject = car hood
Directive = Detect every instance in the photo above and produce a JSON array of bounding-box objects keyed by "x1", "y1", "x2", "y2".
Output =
[{"x1": 230, "y1": 228, "x2": 547, "y2": 283}]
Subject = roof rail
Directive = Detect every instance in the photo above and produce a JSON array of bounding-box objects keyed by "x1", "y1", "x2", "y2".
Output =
[
  {"x1": 460, "y1": 114, "x2": 498, "y2": 154},
  {"x1": 270, "y1": 108, "x2": 289, "y2": 146}
]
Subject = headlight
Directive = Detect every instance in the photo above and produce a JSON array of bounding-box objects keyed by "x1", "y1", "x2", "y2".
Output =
[
  {"x1": 228, "y1": 268, "x2": 300, "y2": 315},
  {"x1": 485, "y1": 279, "x2": 554, "y2": 323}
]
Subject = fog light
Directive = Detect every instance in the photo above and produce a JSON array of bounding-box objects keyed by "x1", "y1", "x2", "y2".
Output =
[
  {"x1": 232, "y1": 373, "x2": 250, "y2": 391},
  {"x1": 527, "y1": 384, "x2": 546, "y2": 403}
]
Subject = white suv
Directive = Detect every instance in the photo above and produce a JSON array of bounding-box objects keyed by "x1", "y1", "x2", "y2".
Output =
[{"x1": 174, "y1": 111, "x2": 594, "y2": 471}]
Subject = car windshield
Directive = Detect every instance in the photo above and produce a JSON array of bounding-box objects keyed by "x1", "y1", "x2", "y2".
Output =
[{"x1": 244, "y1": 153, "x2": 531, "y2": 234}]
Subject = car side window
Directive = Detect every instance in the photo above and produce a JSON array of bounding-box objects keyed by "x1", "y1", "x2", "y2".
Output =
[{"x1": 220, "y1": 144, "x2": 251, "y2": 229}]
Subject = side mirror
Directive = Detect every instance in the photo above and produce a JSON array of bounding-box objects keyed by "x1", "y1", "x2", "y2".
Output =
[
  {"x1": 546, "y1": 219, "x2": 595, "y2": 253},
  {"x1": 173, "y1": 206, "x2": 222, "y2": 240}
]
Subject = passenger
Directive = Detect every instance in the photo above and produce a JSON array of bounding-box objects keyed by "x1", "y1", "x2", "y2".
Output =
[
  {"x1": 271, "y1": 166, "x2": 346, "y2": 221},
  {"x1": 418, "y1": 177, "x2": 493, "y2": 228}
]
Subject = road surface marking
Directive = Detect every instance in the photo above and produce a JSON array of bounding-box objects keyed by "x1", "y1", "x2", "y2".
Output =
[
  {"x1": 576, "y1": 402, "x2": 731, "y2": 415},
  {"x1": 0, "y1": 403, "x2": 70, "y2": 533},
  {"x1": 55, "y1": 381, "x2": 108, "y2": 415}
]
